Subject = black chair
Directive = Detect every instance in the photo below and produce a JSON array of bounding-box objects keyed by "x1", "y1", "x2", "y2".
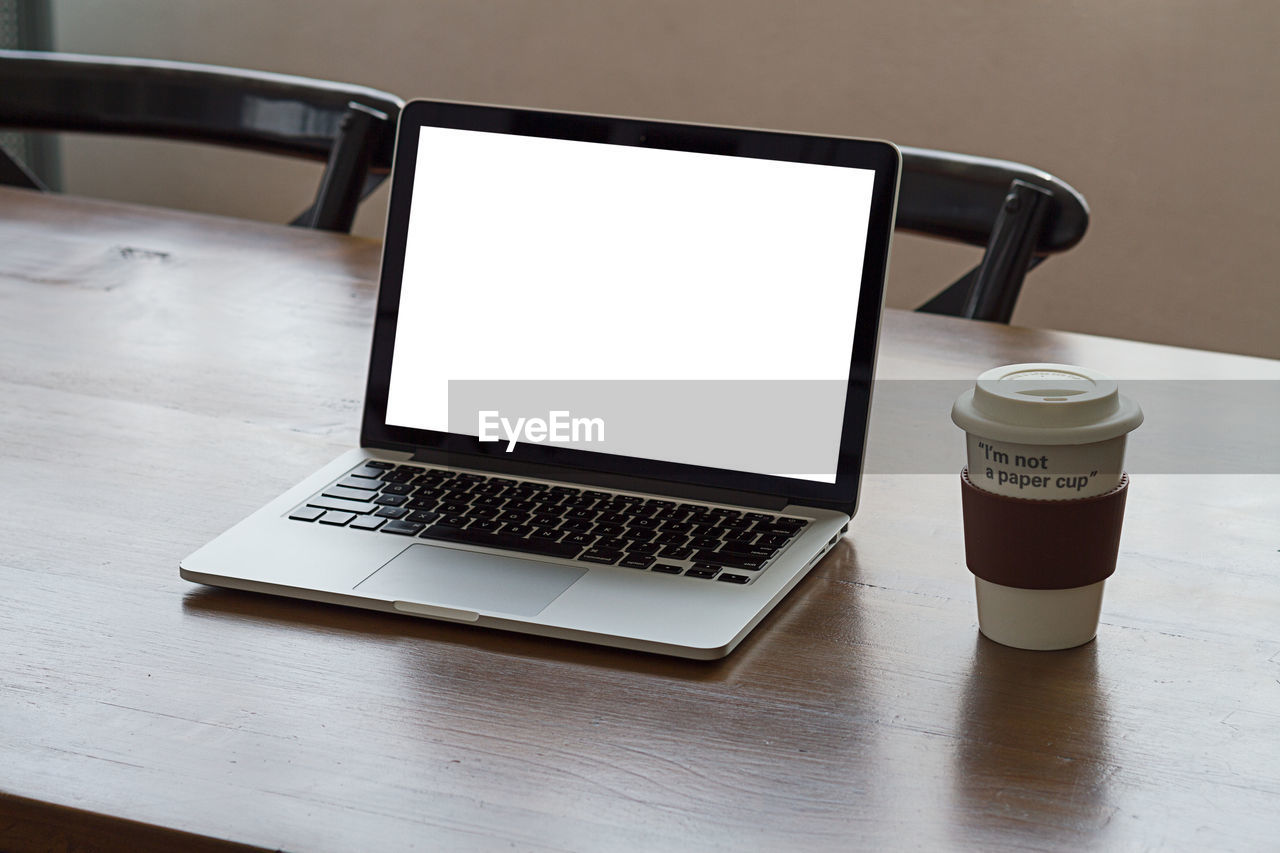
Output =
[
  {"x1": 0, "y1": 49, "x2": 404, "y2": 233},
  {"x1": 900, "y1": 146, "x2": 1089, "y2": 323}
]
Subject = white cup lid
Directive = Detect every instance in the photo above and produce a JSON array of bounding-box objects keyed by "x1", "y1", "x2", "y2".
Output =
[{"x1": 952, "y1": 363, "x2": 1143, "y2": 445}]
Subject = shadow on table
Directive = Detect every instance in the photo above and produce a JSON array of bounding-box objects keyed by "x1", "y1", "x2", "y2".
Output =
[
  {"x1": 950, "y1": 636, "x2": 1118, "y2": 842},
  {"x1": 180, "y1": 538, "x2": 859, "y2": 685}
]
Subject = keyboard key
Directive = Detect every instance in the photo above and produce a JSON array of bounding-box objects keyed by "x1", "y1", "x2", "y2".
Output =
[
  {"x1": 375, "y1": 506, "x2": 409, "y2": 519},
  {"x1": 418, "y1": 524, "x2": 584, "y2": 559},
  {"x1": 306, "y1": 496, "x2": 375, "y2": 514},
  {"x1": 381, "y1": 520, "x2": 424, "y2": 535},
  {"x1": 318, "y1": 511, "x2": 356, "y2": 526},
  {"x1": 658, "y1": 545, "x2": 693, "y2": 560},
  {"x1": 529, "y1": 527, "x2": 564, "y2": 542},
  {"x1": 693, "y1": 551, "x2": 766, "y2": 570},
  {"x1": 338, "y1": 476, "x2": 382, "y2": 490},
  {"x1": 469, "y1": 518, "x2": 502, "y2": 532},
  {"x1": 651, "y1": 563, "x2": 683, "y2": 574},
  {"x1": 752, "y1": 517, "x2": 803, "y2": 532},
  {"x1": 745, "y1": 512, "x2": 774, "y2": 522},
  {"x1": 364, "y1": 460, "x2": 395, "y2": 469},
  {"x1": 498, "y1": 511, "x2": 532, "y2": 524},
  {"x1": 723, "y1": 544, "x2": 779, "y2": 560},
  {"x1": 288, "y1": 506, "x2": 325, "y2": 522},
  {"x1": 685, "y1": 568, "x2": 718, "y2": 579},
  {"x1": 381, "y1": 483, "x2": 414, "y2": 496},
  {"x1": 349, "y1": 516, "x2": 385, "y2": 531},
  {"x1": 619, "y1": 554, "x2": 655, "y2": 569},
  {"x1": 717, "y1": 573, "x2": 751, "y2": 584},
  {"x1": 502, "y1": 523, "x2": 533, "y2": 538},
  {"x1": 580, "y1": 548, "x2": 623, "y2": 565},
  {"x1": 439, "y1": 485, "x2": 473, "y2": 498},
  {"x1": 563, "y1": 532, "x2": 597, "y2": 548},
  {"x1": 626, "y1": 541, "x2": 660, "y2": 555},
  {"x1": 322, "y1": 485, "x2": 378, "y2": 502}
]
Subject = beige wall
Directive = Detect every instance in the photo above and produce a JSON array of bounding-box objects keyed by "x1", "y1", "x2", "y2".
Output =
[{"x1": 51, "y1": 0, "x2": 1280, "y2": 358}]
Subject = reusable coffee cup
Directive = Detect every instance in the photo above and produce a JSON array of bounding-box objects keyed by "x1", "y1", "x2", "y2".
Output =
[{"x1": 951, "y1": 364, "x2": 1143, "y2": 650}]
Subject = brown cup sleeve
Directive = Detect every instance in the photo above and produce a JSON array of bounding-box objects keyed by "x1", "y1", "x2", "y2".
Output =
[{"x1": 960, "y1": 469, "x2": 1129, "y2": 590}]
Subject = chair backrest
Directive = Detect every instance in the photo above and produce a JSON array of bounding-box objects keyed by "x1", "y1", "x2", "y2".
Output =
[
  {"x1": 0, "y1": 49, "x2": 404, "y2": 233},
  {"x1": 898, "y1": 146, "x2": 1089, "y2": 323}
]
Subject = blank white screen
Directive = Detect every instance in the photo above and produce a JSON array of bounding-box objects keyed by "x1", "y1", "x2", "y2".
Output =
[{"x1": 386, "y1": 125, "x2": 875, "y2": 483}]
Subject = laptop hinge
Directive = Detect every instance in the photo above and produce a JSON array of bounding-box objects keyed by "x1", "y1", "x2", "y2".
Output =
[{"x1": 405, "y1": 448, "x2": 788, "y2": 511}]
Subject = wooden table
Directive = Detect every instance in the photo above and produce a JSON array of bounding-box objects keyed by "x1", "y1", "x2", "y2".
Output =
[{"x1": 2, "y1": 186, "x2": 1278, "y2": 852}]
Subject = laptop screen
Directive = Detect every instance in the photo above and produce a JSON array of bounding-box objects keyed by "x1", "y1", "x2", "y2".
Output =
[
  {"x1": 382, "y1": 122, "x2": 879, "y2": 485},
  {"x1": 365, "y1": 101, "x2": 899, "y2": 510}
]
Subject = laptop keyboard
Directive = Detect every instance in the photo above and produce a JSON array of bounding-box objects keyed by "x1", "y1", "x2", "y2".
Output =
[{"x1": 288, "y1": 461, "x2": 810, "y2": 585}]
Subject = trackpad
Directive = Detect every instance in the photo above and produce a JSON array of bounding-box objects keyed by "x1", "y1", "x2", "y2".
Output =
[{"x1": 355, "y1": 544, "x2": 587, "y2": 617}]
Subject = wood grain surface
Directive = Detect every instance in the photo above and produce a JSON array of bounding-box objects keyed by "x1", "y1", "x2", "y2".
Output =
[{"x1": 2, "y1": 187, "x2": 1278, "y2": 852}]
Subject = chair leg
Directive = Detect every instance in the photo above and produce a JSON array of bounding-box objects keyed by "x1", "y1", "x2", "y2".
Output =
[
  {"x1": 0, "y1": 143, "x2": 47, "y2": 190},
  {"x1": 961, "y1": 179, "x2": 1054, "y2": 323},
  {"x1": 917, "y1": 267, "x2": 980, "y2": 318},
  {"x1": 304, "y1": 101, "x2": 389, "y2": 233},
  {"x1": 918, "y1": 255, "x2": 1046, "y2": 320}
]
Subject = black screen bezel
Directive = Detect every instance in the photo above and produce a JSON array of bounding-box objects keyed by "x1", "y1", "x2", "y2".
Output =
[{"x1": 361, "y1": 99, "x2": 899, "y2": 516}]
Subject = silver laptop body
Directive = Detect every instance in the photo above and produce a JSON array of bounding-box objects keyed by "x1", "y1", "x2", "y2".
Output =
[{"x1": 181, "y1": 100, "x2": 900, "y2": 659}]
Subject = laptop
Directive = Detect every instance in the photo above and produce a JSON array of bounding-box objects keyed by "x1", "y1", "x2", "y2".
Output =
[{"x1": 180, "y1": 99, "x2": 900, "y2": 659}]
